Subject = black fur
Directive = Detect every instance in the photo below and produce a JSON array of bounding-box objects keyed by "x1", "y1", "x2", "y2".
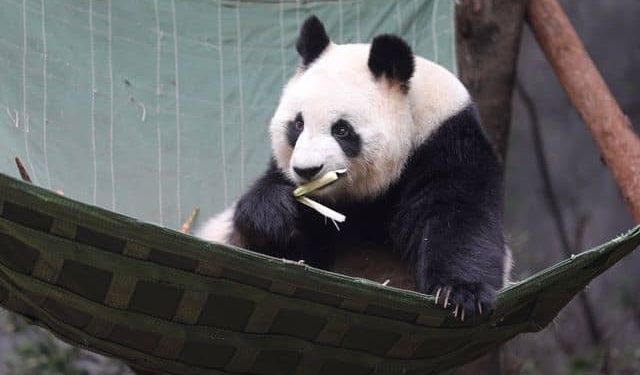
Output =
[
  {"x1": 331, "y1": 119, "x2": 361, "y2": 157},
  {"x1": 233, "y1": 159, "x2": 299, "y2": 255},
  {"x1": 368, "y1": 34, "x2": 415, "y2": 90},
  {"x1": 233, "y1": 104, "x2": 505, "y2": 317},
  {"x1": 287, "y1": 113, "x2": 304, "y2": 147},
  {"x1": 387, "y1": 105, "x2": 504, "y2": 316},
  {"x1": 233, "y1": 159, "x2": 337, "y2": 267},
  {"x1": 296, "y1": 16, "x2": 330, "y2": 67}
]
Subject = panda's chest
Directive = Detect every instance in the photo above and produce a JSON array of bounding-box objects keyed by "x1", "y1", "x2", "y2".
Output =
[{"x1": 297, "y1": 197, "x2": 393, "y2": 244}]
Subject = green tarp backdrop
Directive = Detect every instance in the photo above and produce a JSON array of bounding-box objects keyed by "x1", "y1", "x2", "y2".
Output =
[{"x1": 0, "y1": 0, "x2": 455, "y2": 229}]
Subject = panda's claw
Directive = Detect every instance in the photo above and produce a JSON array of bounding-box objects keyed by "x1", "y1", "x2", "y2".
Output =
[
  {"x1": 427, "y1": 281, "x2": 497, "y2": 320},
  {"x1": 451, "y1": 304, "x2": 469, "y2": 322},
  {"x1": 443, "y1": 288, "x2": 451, "y2": 309}
]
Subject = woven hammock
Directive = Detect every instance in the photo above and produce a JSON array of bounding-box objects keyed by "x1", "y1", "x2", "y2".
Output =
[{"x1": 1, "y1": 173, "x2": 639, "y2": 375}]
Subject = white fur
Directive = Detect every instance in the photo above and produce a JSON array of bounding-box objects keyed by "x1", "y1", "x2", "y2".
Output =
[
  {"x1": 408, "y1": 58, "x2": 471, "y2": 145},
  {"x1": 270, "y1": 42, "x2": 470, "y2": 200},
  {"x1": 195, "y1": 205, "x2": 236, "y2": 243}
]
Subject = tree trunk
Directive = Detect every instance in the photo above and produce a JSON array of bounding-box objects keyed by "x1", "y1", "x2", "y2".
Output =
[
  {"x1": 456, "y1": 0, "x2": 529, "y2": 163},
  {"x1": 454, "y1": 1, "x2": 529, "y2": 374}
]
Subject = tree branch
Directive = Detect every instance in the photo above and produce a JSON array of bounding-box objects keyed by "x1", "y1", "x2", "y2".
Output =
[{"x1": 527, "y1": 0, "x2": 640, "y2": 222}]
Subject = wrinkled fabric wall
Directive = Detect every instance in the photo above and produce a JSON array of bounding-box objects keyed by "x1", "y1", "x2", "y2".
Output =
[{"x1": 0, "y1": 0, "x2": 455, "y2": 230}]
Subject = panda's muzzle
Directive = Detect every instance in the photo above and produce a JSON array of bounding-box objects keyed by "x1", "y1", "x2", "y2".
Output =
[{"x1": 293, "y1": 165, "x2": 323, "y2": 181}]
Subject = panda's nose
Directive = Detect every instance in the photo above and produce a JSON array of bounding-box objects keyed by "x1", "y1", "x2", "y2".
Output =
[{"x1": 293, "y1": 165, "x2": 323, "y2": 181}]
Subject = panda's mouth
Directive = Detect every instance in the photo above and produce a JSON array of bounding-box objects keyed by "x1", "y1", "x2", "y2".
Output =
[
  {"x1": 293, "y1": 168, "x2": 347, "y2": 197},
  {"x1": 293, "y1": 169, "x2": 348, "y2": 224}
]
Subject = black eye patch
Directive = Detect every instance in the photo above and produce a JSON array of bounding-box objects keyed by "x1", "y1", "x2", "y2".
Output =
[
  {"x1": 287, "y1": 112, "x2": 304, "y2": 147},
  {"x1": 331, "y1": 119, "x2": 361, "y2": 157}
]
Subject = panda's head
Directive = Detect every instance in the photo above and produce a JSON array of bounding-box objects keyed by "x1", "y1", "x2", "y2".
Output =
[{"x1": 270, "y1": 16, "x2": 467, "y2": 201}]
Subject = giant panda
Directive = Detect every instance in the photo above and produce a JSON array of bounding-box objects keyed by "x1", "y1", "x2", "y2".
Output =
[{"x1": 198, "y1": 16, "x2": 510, "y2": 319}]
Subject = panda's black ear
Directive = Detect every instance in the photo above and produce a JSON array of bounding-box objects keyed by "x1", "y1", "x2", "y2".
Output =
[
  {"x1": 296, "y1": 15, "x2": 330, "y2": 67},
  {"x1": 368, "y1": 34, "x2": 415, "y2": 89}
]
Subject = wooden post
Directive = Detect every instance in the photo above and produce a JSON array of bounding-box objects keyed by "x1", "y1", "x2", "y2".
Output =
[
  {"x1": 455, "y1": 2, "x2": 528, "y2": 374},
  {"x1": 527, "y1": 0, "x2": 640, "y2": 222},
  {"x1": 456, "y1": 0, "x2": 529, "y2": 162}
]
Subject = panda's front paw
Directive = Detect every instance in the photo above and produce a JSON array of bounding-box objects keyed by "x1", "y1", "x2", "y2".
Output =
[
  {"x1": 428, "y1": 282, "x2": 497, "y2": 321},
  {"x1": 234, "y1": 190, "x2": 299, "y2": 252}
]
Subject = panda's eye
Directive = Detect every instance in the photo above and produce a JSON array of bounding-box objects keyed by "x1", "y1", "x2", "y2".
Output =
[
  {"x1": 334, "y1": 124, "x2": 350, "y2": 138},
  {"x1": 294, "y1": 119, "x2": 304, "y2": 131}
]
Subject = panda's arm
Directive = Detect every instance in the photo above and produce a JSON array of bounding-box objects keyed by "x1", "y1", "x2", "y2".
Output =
[
  {"x1": 390, "y1": 106, "x2": 506, "y2": 316},
  {"x1": 233, "y1": 159, "x2": 300, "y2": 257}
]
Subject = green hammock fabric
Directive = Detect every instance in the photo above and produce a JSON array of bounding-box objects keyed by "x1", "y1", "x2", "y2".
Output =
[{"x1": 1, "y1": 173, "x2": 639, "y2": 375}]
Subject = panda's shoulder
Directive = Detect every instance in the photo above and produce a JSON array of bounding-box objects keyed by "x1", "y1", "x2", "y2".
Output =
[
  {"x1": 407, "y1": 103, "x2": 499, "y2": 178},
  {"x1": 409, "y1": 57, "x2": 473, "y2": 143}
]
